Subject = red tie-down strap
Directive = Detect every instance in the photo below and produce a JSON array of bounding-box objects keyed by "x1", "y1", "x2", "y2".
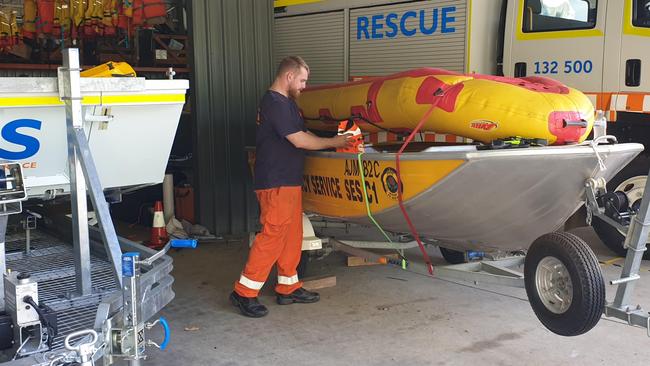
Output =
[{"x1": 395, "y1": 87, "x2": 446, "y2": 275}]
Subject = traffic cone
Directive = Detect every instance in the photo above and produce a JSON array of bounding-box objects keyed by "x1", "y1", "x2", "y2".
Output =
[{"x1": 148, "y1": 200, "x2": 168, "y2": 249}]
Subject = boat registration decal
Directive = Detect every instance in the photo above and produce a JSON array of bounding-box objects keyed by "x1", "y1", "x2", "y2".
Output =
[{"x1": 303, "y1": 156, "x2": 464, "y2": 217}]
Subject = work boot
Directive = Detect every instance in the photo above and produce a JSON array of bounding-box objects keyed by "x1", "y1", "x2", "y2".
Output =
[
  {"x1": 276, "y1": 287, "x2": 320, "y2": 305},
  {"x1": 229, "y1": 291, "x2": 268, "y2": 318}
]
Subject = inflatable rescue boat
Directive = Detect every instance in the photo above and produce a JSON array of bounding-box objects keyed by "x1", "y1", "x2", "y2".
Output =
[{"x1": 298, "y1": 68, "x2": 594, "y2": 145}]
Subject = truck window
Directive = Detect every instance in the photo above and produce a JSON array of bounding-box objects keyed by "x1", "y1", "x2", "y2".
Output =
[
  {"x1": 633, "y1": 0, "x2": 650, "y2": 28},
  {"x1": 523, "y1": 0, "x2": 597, "y2": 32}
]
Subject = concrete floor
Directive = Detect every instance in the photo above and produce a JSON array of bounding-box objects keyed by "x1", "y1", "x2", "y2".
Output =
[{"x1": 144, "y1": 227, "x2": 650, "y2": 366}]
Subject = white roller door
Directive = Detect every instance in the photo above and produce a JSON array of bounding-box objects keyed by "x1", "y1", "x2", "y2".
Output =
[
  {"x1": 349, "y1": 0, "x2": 467, "y2": 77},
  {"x1": 274, "y1": 11, "x2": 345, "y2": 85}
]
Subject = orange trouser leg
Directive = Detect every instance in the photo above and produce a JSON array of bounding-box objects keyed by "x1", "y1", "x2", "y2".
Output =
[
  {"x1": 234, "y1": 186, "x2": 302, "y2": 298},
  {"x1": 275, "y1": 187, "x2": 303, "y2": 295}
]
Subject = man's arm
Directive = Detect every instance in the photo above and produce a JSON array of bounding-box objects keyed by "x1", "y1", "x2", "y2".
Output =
[{"x1": 286, "y1": 131, "x2": 353, "y2": 150}]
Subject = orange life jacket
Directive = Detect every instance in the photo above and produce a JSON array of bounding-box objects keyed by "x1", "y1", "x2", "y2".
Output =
[
  {"x1": 143, "y1": 0, "x2": 165, "y2": 24},
  {"x1": 122, "y1": 0, "x2": 133, "y2": 18},
  {"x1": 111, "y1": 0, "x2": 119, "y2": 26},
  {"x1": 336, "y1": 120, "x2": 365, "y2": 153},
  {"x1": 132, "y1": 0, "x2": 143, "y2": 26},
  {"x1": 36, "y1": 0, "x2": 55, "y2": 35},
  {"x1": 117, "y1": 4, "x2": 129, "y2": 30}
]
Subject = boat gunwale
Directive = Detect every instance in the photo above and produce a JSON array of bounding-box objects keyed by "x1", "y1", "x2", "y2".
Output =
[
  {"x1": 305, "y1": 142, "x2": 645, "y2": 161},
  {"x1": 0, "y1": 77, "x2": 189, "y2": 94}
]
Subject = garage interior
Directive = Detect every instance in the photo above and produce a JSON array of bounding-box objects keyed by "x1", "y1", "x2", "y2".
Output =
[{"x1": 0, "y1": 0, "x2": 649, "y2": 365}]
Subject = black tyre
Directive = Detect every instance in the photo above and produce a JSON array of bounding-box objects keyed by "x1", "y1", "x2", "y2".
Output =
[
  {"x1": 591, "y1": 154, "x2": 650, "y2": 259},
  {"x1": 439, "y1": 247, "x2": 466, "y2": 264},
  {"x1": 524, "y1": 232, "x2": 605, "y2": 336}
]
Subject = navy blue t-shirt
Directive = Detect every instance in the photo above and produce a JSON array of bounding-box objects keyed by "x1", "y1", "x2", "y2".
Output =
[{"x1": 254, "y1": 90, "x2": 306, "y2": 190}]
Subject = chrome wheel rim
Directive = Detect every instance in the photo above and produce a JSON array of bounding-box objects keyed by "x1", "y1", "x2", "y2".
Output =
[{"x1": 535, "y1": 256, "x2": 573, "y2": 314}]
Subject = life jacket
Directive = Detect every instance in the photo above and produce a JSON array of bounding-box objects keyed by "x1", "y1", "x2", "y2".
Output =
[
  {"x1": 111, "y1": 0, "x2": 119, "y2": 26},
  {"x1": 83, "y1": 0, "x2": 94, "y2": 32},
  {"x1": 53, "y1": 0, "x2": 71, "y2": 37},
  {"x1": 92, "y1": 0, "x2": 103, "y2": 26},
  {"x1": 9, "y1": 10, "x2": 19, "y2": 47},
  {"x1": 143, "y1": 0, "x2": 166, "y2": 25},
  {"x1": 0, "y1": 9, "x2": 10, "y2": 51},
  {"x1": 336, "y1": 120, "x2": 365, "y2": 153},
  {"x1": 101, "y1": 0, "x2": 115, "y2": 35},
  {"x1": 117, "y1": 4, "x2": 129, "y2": 30},
  {"x1": 69, "y1": 0, "x2": 84, "y2": 39},
  {"x1": 82, "y1": 0, "x2": 102, "y2": 36},
  {"x1": 132, "y1": 0, "x2": 144, "y2": 26},
  {"x1": 71, "y1": 0, "x2": 85, "y2": 27},
  {"x1": 122, "y1": 0, "x2": 133, "y2": 18},
  {"x1": 36, "y1": 0, "x2": 55, "y2": 35},
  {"x1": 22, "y1": 0, "x2": 37, "y2": 39}
]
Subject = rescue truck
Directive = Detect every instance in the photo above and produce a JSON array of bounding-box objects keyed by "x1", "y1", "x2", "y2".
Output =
[{"x1": 273, "y1": 0, "x2": 650, "y2": 258}]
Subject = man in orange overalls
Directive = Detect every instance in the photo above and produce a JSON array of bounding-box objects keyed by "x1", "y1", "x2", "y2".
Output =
[{"x1": 230, "y1": 56, "x2": 354, "y2": 317}]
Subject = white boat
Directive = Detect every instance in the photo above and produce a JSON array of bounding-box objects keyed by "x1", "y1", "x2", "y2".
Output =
[{"x1": 0, "y1": 76, "x2": 189, "y2": 198}]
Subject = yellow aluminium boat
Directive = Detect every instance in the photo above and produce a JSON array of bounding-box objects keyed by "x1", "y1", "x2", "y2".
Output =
[
  {"x1": 298, "y1": 68, "x2": 594, "y2": 145},
  {"x1": 303, "y1": 142, "x2": 643, "y2": 252}
]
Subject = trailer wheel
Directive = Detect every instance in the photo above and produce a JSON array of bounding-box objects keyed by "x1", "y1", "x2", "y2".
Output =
[
  {"x1": 524, "y1": 232, "x2": 604, "y2": 336},
  {"x1": 439, "y1": 247, "x2": 467, "y2": 264}
]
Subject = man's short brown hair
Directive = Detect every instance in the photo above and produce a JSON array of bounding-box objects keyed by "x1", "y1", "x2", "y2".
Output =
[{"x1": 276, "y1": 56, "x2": 309, "y2": 78}]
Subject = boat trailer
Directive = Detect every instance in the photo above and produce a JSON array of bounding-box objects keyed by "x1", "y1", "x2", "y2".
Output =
[
  {"x1": 0, "y1": 49, "x2": 193, "y2": 365},
  {"x1": 307, "y1": 150, "x2": 650, "y2": 338}
]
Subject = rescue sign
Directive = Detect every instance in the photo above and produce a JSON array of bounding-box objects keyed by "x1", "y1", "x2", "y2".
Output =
[
  {"x1": 356, "y1": 6, "x2": 457, "y2": 40},
  {"x1": 0, "y1": 119, "x2": 42, "y2": 160}
]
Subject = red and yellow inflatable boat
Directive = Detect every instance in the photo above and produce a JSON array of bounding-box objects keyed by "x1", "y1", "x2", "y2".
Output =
[{"x1": 298, "y1": 68, "x2": 594, "y2": 145}]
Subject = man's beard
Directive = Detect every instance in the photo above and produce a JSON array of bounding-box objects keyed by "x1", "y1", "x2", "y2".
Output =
[{"x1": 288, "y1": 88, "x2": 301, "y2": 99}]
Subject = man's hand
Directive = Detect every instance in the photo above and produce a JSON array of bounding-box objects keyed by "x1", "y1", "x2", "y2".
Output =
[
  {"x1": 331, "y1": 133, "x2": 356, "y2": 149},
  {"x1": 286, "y1": 131, "x2": 356, "y2": 150}
]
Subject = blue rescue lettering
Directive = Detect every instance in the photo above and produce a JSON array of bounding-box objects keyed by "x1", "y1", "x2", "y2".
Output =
[
  {"x1": 356, "y1": 6, "x2": 457, "y2": 40},
  {"x1": 0, "y1": 119, "x2": 42, "y2": 160}
]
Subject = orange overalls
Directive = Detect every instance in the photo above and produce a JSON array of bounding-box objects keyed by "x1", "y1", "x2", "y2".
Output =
[{"x1": 234, "y1": 186, "x2": 303, "y2": 298}]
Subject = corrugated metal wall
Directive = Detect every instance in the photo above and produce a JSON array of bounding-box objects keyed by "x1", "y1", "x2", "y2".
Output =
[
  {"x1": 274, "y1": 11, "x2": 346, "y2": 84},
  {"x1": 189, "y1": 0, "x2": 274, "y2": 235},
  {"x1": 349, "y1": 0, "x2": 467, "y2": 76}
]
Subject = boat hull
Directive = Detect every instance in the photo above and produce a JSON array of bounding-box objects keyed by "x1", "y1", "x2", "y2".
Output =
[
  {"x1": 0, "y1": 77, "x2": 188, "y2": 198},
  {"x1": 303, "y1": 143, "x2": 643, "y2": 252}
]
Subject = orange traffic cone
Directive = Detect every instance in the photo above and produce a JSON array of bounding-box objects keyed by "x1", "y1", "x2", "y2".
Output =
[{"x1": 148, "y1": 200, "x2": 168, "y2": 249}]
